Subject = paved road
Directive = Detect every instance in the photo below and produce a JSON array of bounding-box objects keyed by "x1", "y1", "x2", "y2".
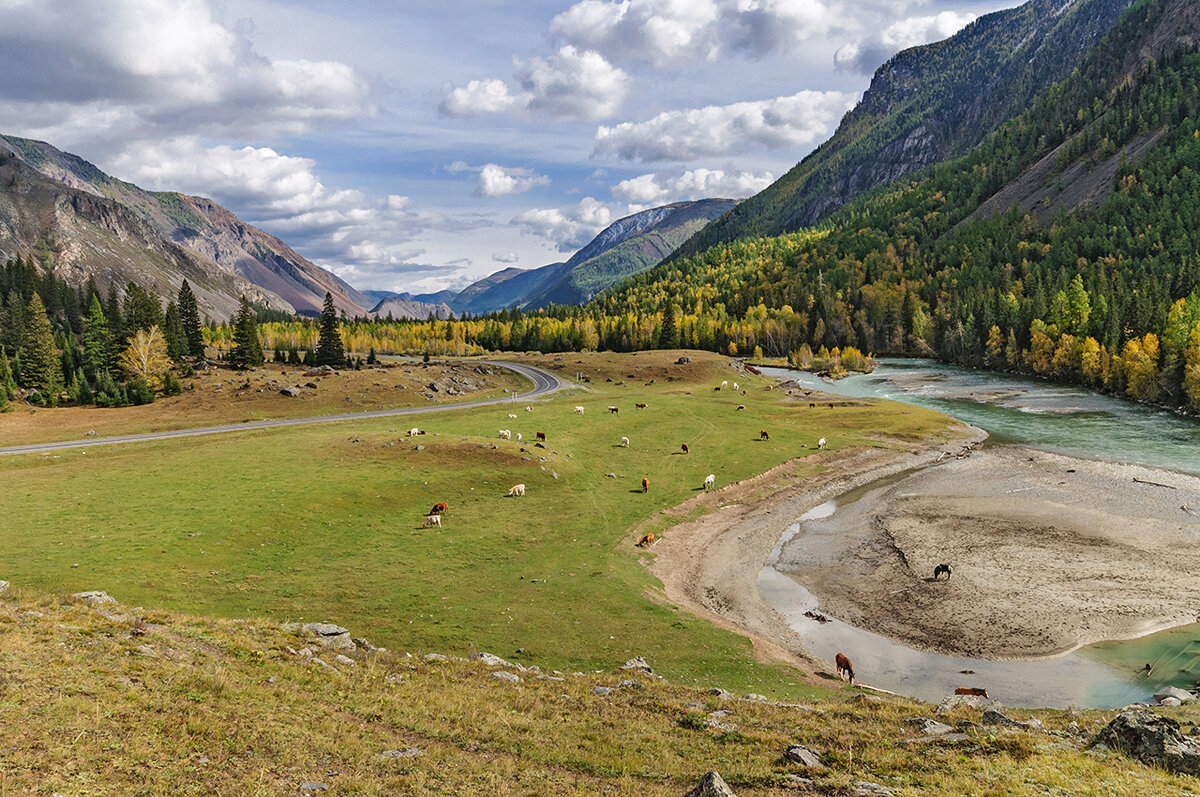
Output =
[{"x1": 0, "y1": 361, "x2": 568, "y2": 457}]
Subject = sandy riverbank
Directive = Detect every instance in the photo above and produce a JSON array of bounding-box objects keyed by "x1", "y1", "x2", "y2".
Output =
[{"x1": 648, "y1": 428, "x2": 1200, "y2": 674}]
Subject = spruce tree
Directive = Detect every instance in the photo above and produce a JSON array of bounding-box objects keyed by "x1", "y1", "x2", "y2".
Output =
[
  {"x1": 315, "y1": 292, "x2": 345, "y2": 367},
  {"x1": 81, "y1": 295, "x2": 111, "y2": 381},
  {"x1": 660, "y1": 303, "x2": 678, "y2": 349},
  {"x1": 0, "y1": 350, "x2": 14, "y2": 403},
  {"x1": 177, "y1": 280, "x2": 205, "y2": 359},
  {"x1": 163, "y1": 300, "x2": 184, "y2": 361},
  {"x1": 22, "y1": 293, "x2": 63, "y2": 401},
  {"x1": 230, "y1": 295, "x2": 264, "y2": 369}
]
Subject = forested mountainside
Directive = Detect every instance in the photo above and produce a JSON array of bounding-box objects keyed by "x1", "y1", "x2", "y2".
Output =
[
  {"x1": 672, "y1": 0, "x2": 1133, "y2": 260},
  {"x1": 0, "y1": 136, "x2": 368, "y2": 317}
]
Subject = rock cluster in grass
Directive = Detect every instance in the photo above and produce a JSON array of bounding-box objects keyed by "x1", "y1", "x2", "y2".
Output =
[
  {"x1": 1092, "y1": 710, "x2": 1200, "y2": 776},
  {"x1": 71, "y1": 590, "x2": 117, "y2": 605}
]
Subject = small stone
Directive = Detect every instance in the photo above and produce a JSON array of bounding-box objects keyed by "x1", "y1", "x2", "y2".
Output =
[
  {"x1": 380, "y1": 748, "x2": 421, "y2": 759},
  {"x1": 71, "y1": 590, "x2": 116, "y2": 605},
  {"x1": 617, "y1": 678, "x2": 642, "y2": 690},
  {"x1": 0, "y1": 580, "x2": 9, "y2": 595},
  {"x1": 492, "y1": 671, "x2": 521, "y2": 683},
  {"x1": 899, "y1": 733, "x2": 972, "y2": 745},
  {"x1": 904, "y1": 717, "x2": 955, "y2": 736},
  {"x1": 298, "y1": 783, "x2": 328, "y2": 793},
  {"x1": 424, "y1": 653, "x2": 448, "y2": 662},
  {"x1": 743, "y1": 693, "x2": 768, "y2": 702},
  {"x1": 132, "y1": 644, "x2": 157, "y2": 658},
  {"x1": 684, "y1": 771, "x2": 736, "y2": 797},
  {"x1": 783, "y1": 744, "x2": 825, "y2": 769},
  {"x1": 853, "y1": 782, "x2": 894, "y2": 797},
  {"x1": 334, "y1": 654, "x2": 356, "y2": 667},
  {"x1": 593, "y1": 686, "x2": 612, "y2": 696}
]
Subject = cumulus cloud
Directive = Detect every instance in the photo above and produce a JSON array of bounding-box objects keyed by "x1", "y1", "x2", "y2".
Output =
[
  {"x1": 441, "y1": 46, "x2": 630, "y2": 121},
  {"x1": 612, "y1": 167, "x2": 773, "y2": 205},
  {"x1": 594, "y1": 90, "x2": 855, "y2": 162},
  {"x1": 472, "y1": 164, "x2": 551, "y2": 198},
  {"x1": 512, "y1": 197, "x2": 614, "y2": 252},
  {"x1": 492, "y1": 252, "x2": 521, "y2": 263},
  {"x1": 835, "y1": 11, "x2": 977, "y2": 74}
]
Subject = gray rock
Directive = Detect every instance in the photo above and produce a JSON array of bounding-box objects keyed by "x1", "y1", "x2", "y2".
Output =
[
  {"x1": 617, "y1": 678, "x2": 642, "y2": 690},
  {"x1": 936, "y1": 694, "x2": 996, "y2": 714},
  {"x1": 71, "y1": 590, "x2": 116, "y2": 605},
  {"x1": 132, "y1": 644, "x2": 156, "y2": 658},
  {"x1": 300, "y1": 622, "x2": 356, "y2": 652},
  {"x1": 709, "y1": 688, "x2": 733, "y2": 700},
  {"x1": 982, "y1": 709, "x2": 1018, "y2": 726},
  {"x1": 783, "y1": 744, "x2": 825, "y2": 769},
  {"x1": 899, "y1": 733, "x2": 972, "y2": 745},
  {"x1": 743, "y1": 693, "x2": 768, "y2": 702},
  {"x1": 333, "y1": 654, "x2": 356, "y2": 667},
  {"x1": 279, "y1": 386, "x2": 302, "y2": 397},
  {"x1": 781, "y1": 775, "x2": 814, "y2": 788},
  {"x1": 684, "y1": 771, "x2": 736, "y2": 797},
  {"x1": 593, "y1": 686, "x2": 612, "y2": 696},
  {"x1": 0, "y1": 580, "x2": 8, "y2": 595},
  {"x1": 1092, "y1": 710, "x2": 1200, "y2": 776},
  {"x1": 380, "y1": 748, "x2": 421, "y2": 759},
  {"x1": 1161, "y1": 697, "x2": 1184, "y2": 707},
  {"x1": 903, "y1": 717, "x2": 955, "y2": 736},
  {"x1": 621, "y1": 656, "x2": 654, "y2": 674},
  {"x1": 1156, "y1": 686, "x2": 1196, "y2": 704},
  {"x1": 298, "y1": 784, "x2": 328, "y2": 793},
  {"x1": 491, "y1": 671, "x2": 521, "y2": 683},
  {"x1": 472, "y1": 651, "x2": 523, "y2": 670},
  {"x1": 853, "y1": 782, "x2": 894, "y2": 797}
]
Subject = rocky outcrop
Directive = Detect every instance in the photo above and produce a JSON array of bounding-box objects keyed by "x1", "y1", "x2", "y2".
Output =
[
  {"x1": 684, "y1": 771, "x2": 737, "y2": 797},
  {"x1": 1092, "y1": 710, "x2": 1200, "y2": 776}
]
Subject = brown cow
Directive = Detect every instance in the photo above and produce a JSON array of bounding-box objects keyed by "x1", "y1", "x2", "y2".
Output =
[
  {"x1": 681, "y1": 443, "x2": 689, "y2": 454},
  {"x1": 642, "y1": 477, "x2": 649, "y2": 493},
  {"x1": 637, "y1": 532, "x2": 656, "y2": 547},
  {"x1": 759, "y1": 430, "x2": 770, "y2": 441},
  {"x1": 635, "y1": 402, "x2": 647, "y2": 409},
  {"x1": 429, "y1": 501, "x2": 448, "y2": 515},
  {"x1": 835, "y1": 653, "x2": 854, "y2": 684},
  {"x1": 954, "y1": 687, "x2": 989, "y2": 698},
  {"x1": 536, "y1": 431, "x2": 546, "y2": 442}
]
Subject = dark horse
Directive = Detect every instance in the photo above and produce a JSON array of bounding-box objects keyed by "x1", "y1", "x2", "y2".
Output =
[{"x1": 933, "y1": 563, "x2": 952, "y2": 580}]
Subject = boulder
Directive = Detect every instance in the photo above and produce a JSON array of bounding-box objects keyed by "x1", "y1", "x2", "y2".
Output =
[
  {"x1": 71, "y1": 591, "x2": 116, "y2": 605},
  {"x1": 1092, "y1": 710, "x2": 1200, "y2": 776},
  {"x1": 1161, "y1": 697, "x2": 1183, "y2": 707},
  {"x1": 472, "y1": 651, "x2": 522, "y2": 669},
  {"x1": 491, "y1": 671, "x2": 521, "y2": 683},
  {"x1": 593, "y1": 686, "x2": 612, "y2": 696},
  {"x1": 903, "y1": 717, "x2": 955, "y2": 736},
  {"x1": 279, "y1": 386, "x2": 302, "y2": 397},
  {"x1": 853, "y1": 782, "x2": 894, "y2": 797},
  {"x1": 617, "y1": 679, "x2": 643, "y2": 690},
  {"x1": 303, "y1": 366, "x2": 334, "y2": 376},
  {"x1": 300, "y1": 623, "x2": 356, "y2": 652},
  {"x1": 936, "y1": 694, "x2": 995, "y2": 713},
  {"x1": 684, "y1": 771, "x2": 736, "y2": 797},
  {"x1": 783, "y1": 744, "x2": 825, "y2": 769},
  {"x1": 709, "y1": 688, "x2": 734, "y2": 700},
  {"x1": 620, "y1": 656, "x2": 656, "y2": 676},
  {"x1": 1155, "y1": 686, "x2": 1196, "y2": 704},
  {"x1": 982, "y1": 709, "x2": 1018, "y2": 727}
]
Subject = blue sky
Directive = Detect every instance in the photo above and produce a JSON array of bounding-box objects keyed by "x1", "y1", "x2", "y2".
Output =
[{"x1": 0, "y1": 0, "x2": 1018, "y2": 294}]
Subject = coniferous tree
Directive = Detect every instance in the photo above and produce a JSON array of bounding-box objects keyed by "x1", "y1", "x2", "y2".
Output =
[
  {"x1": 315, "y1": 292, "x2": 345, "y2": 366},
  {"x1": 163, "y1": 300, "x2": 184, "y2": 361},
  {"x1": 660, "y1": 303, "x2": 678, "y2": 349},
  {"x1": 22, "y1": 293, "x2": 63, "y2": 403},
  {"x1": 177, "y1": 280, "x2": 205, "y2": 359},
  {"x1": 0, "y1": 350, "x2": 14, "y2": 404},
  {"x1": 81, "y1": 295, "x2": 112, "y2": 381},
  {"x1": 229, "y1": 296, "x2": 264, "y2": 369}
]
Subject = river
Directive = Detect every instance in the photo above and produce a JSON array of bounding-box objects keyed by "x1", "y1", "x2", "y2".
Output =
[{"x1": 758, "y1": 359, "x2": 1200, "y2": 708}]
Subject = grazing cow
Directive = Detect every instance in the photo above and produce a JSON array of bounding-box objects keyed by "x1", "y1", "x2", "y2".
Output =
[
  {"x1": 745, "y1": 365, "x2": 761, "y2": 375},
  {"x1": 642, "y1": 477, "x2": 649, "y2": 493},
  {"x1": 536, "y1": 431, "x2": 546, "y2": 442},
  {"x1": 526, "y1": 406, "x2": 534, "y2": 412},
  {"x1": 736, "y1": 404, "x2": 746, "y2": 411},
  {"x1": 637, "y1": 532, "x2": 655, "y2": 547},
  {"x1": 507, "y1": 484, "x2": 526, "y2": 497},
  {"x1": 408, "y1": 427, "x2": 420, "y2": 436},
  {"x1": 733, "y1": 382, "x2": 739, "y2": 390},
  {"x1": 608, "y1": 406, "x2": 619, "y2": 414},
  {"x1": 499, "y1": 429, "x2": 511, "y2": 440},
  {"x1": 760, "y1": 430, "x2": 770, "y2": 441},
  {"x1": 620, "y1": 436, "x2": 630, "y2": 447},
  {"x1": 829, "y1": 403, "x2": 835, "y2": 409},
  {"x1": 818, "y1": 437, "x2": 827, "y2": 449},
  {"x1": 422, "y1": 515, "x2": 442, "y2": 528},
  {"x1": 954, "y1": 687, "x2": 989, "y2": 698},
  {"x1": 721, "y1": 380, "x2": 728, "y2": 387},
  {"x1": 574, "y1": 406, "x2": 585, "y2": 414},
  {"x1": 635, "y1": 402, "x2": 647, "y2": 409},
  {"x1": 703, "y1": 473, "x2": 715, "y2": 490},
  {"x1": 934, "y1": 563, "x2": 952, "y2": 580},
  {"x1": 429, "y1": 501, "x2": 449, "y2": 515},
  {"x1": 835, "y1": 653, "x2": 855, "y2": 684},
  {"x1": 809, "y1": 402, "x2": 816, "y2": 408},
  {"x1": 516, "y1": 433, "x2": 522, "y2": 442},
  {"x1": 713, "y1": 386, "x2": 721, "y2": 391},
  {"x1": 681, "y1": 443, "x2": 690, "y2": 454},
  {"x1": 508, "y1": 413, "x2": 518, "y2": 419}
]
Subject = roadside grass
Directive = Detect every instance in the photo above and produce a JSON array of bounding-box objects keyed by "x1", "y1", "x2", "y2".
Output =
[
  {"x1": 0, "y1": 351, "x2": 958, "y2": 698},
  {"x1": 1, "y1": 591, "x2": 1196, "y2": 796},
  {"x1": 0, "y1": 359, "x2": 524, "y2": 447}
]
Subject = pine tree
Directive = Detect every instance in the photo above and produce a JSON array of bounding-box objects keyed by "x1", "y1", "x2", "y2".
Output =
[
  {"x1": 660, "y1": 303, "x2": 678, "y2": 349},
  {"x1": 81, "y1": 295, "x2": 111, "y2": 381},
  {"x1": 0, "y1": 350, "x2": 13, "y2": 406},
  {"x1": 315, "y1": 292, "x2": 345, "y2": 367},
  {"x1": 230, "y1": 296, "x2": 264, "y2": 369},
  {"x1": 163, "y1": 300, "x2": 184, "y2": 361},
  {"x1": 177, "y1": 280, "x2": 205, "y2": 360},
  {"x1": 22, "y1": 293, "x2": 63, "y2": 402}
]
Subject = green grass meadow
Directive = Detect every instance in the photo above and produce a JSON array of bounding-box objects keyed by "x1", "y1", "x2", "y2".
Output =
[{"x1": 0, "y1": 354, "x2": 956, "y2": 697}]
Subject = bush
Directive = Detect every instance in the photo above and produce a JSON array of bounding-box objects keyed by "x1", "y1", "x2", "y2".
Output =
[
  {"x1": 128, "y1": 379, "x2": 156, "y2": 405},
  {"x1": 162, "y1": 371, "x2": 182, "y2": 396},
  {"x1": 94, "y1": 371, "x2": 129, "y2": 408}
]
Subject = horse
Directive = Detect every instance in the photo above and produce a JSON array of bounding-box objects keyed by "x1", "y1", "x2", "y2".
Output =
[
  {"x1": 835, "y1": 653, "x2": 854, "y2": 684},
  {"x1": 934, "y1": 563, "x2": 952, "y2": 580}
]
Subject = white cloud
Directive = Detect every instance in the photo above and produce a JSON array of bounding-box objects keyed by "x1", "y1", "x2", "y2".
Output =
[
  {"x1": 594, "y1": 90, "x2": 855, "y2": 162},
  {"x1": 492, "y1": 252, "x2": 521, "y2": 263},
  {"x1": 441, "y1": 46, "x2": 630, "y2": 121},
  {"x1": 835, "y1": 11, "x2": 978, "y2": 74},
  {"x1": 472, "y1": 164, "x2": 551, "y2": 198},
  {"x1": 512, "y1": 197, "x2": 614, "y2": 252},
  {"x1": 612, "y1": 167, "x2": 774, "y2": 204}
]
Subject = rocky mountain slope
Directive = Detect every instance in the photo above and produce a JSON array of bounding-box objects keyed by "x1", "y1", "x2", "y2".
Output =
[
  {"x1": 0, "y1": 135, "x2": 369, "y2": 318},
  {"x1": 370, "y1": 295, "x2": 456, "y2": 320},
  {"x1": 672, "y1": 0, "x2": 1133, "y2": 260},
  {"x1": 398, "y1": 199, "x2": 736, "y2": 315}
]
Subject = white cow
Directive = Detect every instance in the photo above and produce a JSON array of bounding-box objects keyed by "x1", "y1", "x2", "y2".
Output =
[
  {"x1": 525, "y1": 406, "x2": 534, "y2": 412},
  {"x1": 574, "y1": 406, "x2": 585, "y2": 414},
  {"x1": 408, "y1": 427, "x2": 420, "y2": 436},
  {"x1": 499, "y1": 429, "x2": 511, "y2": 440},
  {"x1": 508, "y1": 413, "x2": 518, "y2": 419},
  {"x1": 818, "y1": 437, "x2": 827, "y2": 449},
  {"x1": 703, "y1": 473, "x2": 716, "y2": 490},
  {"x1": 516, "y1": 433, "x2": 523, "y2": 442},
  {"x1": 620, "y1": 436, "x2": 630, "y2": 447},
  {"x1": 733, "y1": 382, "x2": 739, "y2": 390},
  {"x1": 508, "y1": 483, "x2": 526, "y2": 497},
  {"x1": 422, "y1": 515, "x2": 441, "y2": 528},
  {"x1": 721, "y1": 380, "x2": 728, "y2": 387}
]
